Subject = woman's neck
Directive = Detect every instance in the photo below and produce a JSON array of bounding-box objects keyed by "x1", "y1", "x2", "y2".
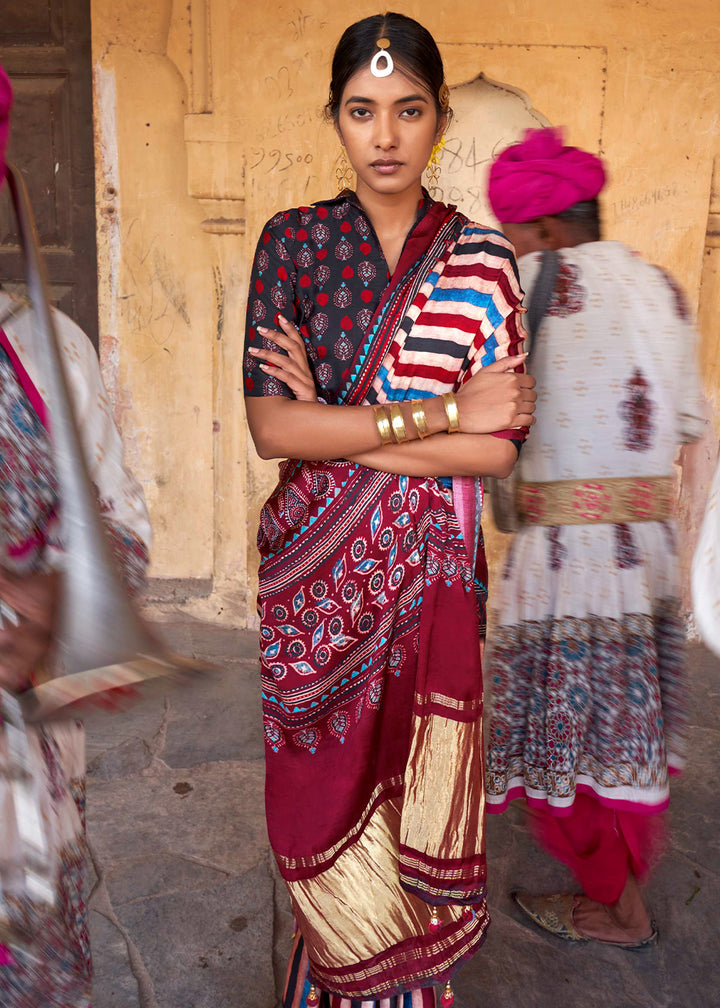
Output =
[{"x1": 355, "y1": 182, "x2": 424, "y2": 274}]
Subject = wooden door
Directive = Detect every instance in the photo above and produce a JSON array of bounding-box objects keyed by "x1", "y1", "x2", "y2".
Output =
[{"x1": 0, "y1": 0, "x2": 98, "y2": 346}]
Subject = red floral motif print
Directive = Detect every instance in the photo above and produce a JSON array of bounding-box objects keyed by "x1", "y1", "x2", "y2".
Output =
[
  {"x1": 614, "y1": 523, "x2": 640, "y2": 568},
  {"x1": 358, "y1": 260, "x2": 377, "y2": 283},
  {"x1": 572, "y1": 482, "x2": 613, "y2": 521},
  {"x1": 334, "y1": 335, "x2": 354, "y2": 360},
  {"x1": 311, "y1": 223, "x2": 330, "y2": 245},
  {"x1": 547, "y1": 527, "x2": 566, "y2": 571},
  {"x1": 297, "y1": 245, "x2": 314, "y2": 269},
  {"x1": 333, "y1": 285, "x2": 352, "y2": 308},
  {"x1": 547, "y1": 261, "x2": 585, "y2": 317},
  {"x1": 311, "y1": 313, "x2": 329, "y2": 336},
  {"x1": 619, "y1": 368, "x2": 655, "y2": 451},
  {"x1": 335, "y1": 238, "x2": 353, "y2": 260}
]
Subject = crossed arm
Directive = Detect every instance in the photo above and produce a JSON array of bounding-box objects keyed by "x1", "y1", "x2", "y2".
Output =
[{"x1": 245, "y1": 317, "x2": 537, "y2": 479}]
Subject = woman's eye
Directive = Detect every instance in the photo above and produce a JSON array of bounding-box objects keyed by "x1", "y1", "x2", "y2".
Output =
[
  {"x1": 350, "y1": 107, "x2": 371, "y2": 119},
  {"x1": 401, "y1": 107, "x2": 422, "y2": 119}
]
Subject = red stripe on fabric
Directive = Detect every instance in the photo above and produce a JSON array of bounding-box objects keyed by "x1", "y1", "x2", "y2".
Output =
[
  {"x1": 410, "y1": 312, "x2": 479, "y2": 334},
  {"x1": 389, "y1": 362, "x2": 458, "y2": 383},
  {"x1": 441, "y1": 261, "x2": 505, "y2": 283},
  {"x1": 399, "y1": 845, "x2": 487, "y2": 879}
]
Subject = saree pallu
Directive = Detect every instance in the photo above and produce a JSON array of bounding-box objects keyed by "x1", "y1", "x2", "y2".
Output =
[{"x1": 258, "y1": 210, "x2": 525, "y2": 999}]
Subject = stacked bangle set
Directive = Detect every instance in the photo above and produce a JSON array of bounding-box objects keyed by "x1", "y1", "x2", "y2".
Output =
[{"x1": 373, "y1": 392, "x2": 460, "y2": 445}]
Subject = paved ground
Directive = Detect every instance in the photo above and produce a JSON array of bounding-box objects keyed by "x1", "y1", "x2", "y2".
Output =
[{"x1": 83, "y1": 609, "x2": 720, "y2": 1008}]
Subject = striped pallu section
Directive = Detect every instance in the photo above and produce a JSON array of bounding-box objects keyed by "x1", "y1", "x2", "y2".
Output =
[{"x1": 371, "y1": 227, "x2": 524, "y2": 402}]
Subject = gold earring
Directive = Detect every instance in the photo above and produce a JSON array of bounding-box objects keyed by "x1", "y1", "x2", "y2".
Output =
[
  {"x1": 426, "y1": 136, "x2": 445, "y2": 197},
  {"x1": 335, "y1": 146, "x2": 354, "y2": 194}
]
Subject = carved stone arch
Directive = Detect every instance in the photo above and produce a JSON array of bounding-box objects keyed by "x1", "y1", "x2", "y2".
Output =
[{"x1": 437, "y1": 74, "x2": 550, "y2": 225}]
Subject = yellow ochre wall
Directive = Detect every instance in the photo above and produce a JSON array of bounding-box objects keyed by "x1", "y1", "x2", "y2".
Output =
[{"x1": 90, "y1": 0, "x2": 720, "y2": 628}]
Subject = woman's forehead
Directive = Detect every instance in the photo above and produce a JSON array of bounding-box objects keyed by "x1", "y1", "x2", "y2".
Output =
[{"x1": 339, "y1": 64, "x2": 433, "y2": 104}]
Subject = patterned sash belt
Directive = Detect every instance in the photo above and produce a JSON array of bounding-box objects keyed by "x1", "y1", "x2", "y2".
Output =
[{"x1": 516, "y1": 475, "x2": 676, "y2": 526}]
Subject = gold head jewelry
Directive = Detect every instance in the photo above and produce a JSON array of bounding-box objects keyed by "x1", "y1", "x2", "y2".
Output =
[
  {"x1": 370, "y1": 37, "x2": 394, "y2": 77},
  {"x1": 335, "y1": 145, "x2": 354, "y2": 194},
  {"x1": 438, "y1": 81, "x2": 451, "y2": 112}
]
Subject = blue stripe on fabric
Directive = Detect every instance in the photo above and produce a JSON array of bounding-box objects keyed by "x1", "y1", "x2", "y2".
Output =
[
  {"x1": 480, "y1": 334, "x2": 499, "y2": 366},
  {"x1": 374, "y1": 366, "x2": 437, "y2": 403},
  {"x1": 428, "y1": 288, "x2": 493, "y2": 309},
  {"x1": 463, "y1": 225, "x2": 505, "y2": 238},
  {"x1": 485, "y1": 299, "x2": 505, "y2": 329}
]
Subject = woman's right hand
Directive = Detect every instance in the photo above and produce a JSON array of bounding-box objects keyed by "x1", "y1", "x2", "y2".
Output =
[
  {"x1": 248, "y1": 316, "x2": 318, "y2": 403},
  {"x1": 455, "y1": 354, "x2": 536, "y2": 433}
]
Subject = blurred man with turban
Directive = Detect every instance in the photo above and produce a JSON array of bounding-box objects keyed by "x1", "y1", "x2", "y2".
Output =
[
  {"x1": 484, "y1": 128, "x2": 706, "y2": 947},
  {"x1": 0, "y1": 66, "x2": 150, "y2": 1005}
]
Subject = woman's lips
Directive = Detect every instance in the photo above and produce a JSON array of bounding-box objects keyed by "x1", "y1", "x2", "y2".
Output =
[{"x1": 371, "y1": 161, "x2": 403, "y2": 174}]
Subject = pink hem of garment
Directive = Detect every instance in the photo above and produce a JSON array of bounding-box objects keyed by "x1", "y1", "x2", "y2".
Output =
[{"x1": 487, "y1": 780, "x2": 672, "y2": 818}]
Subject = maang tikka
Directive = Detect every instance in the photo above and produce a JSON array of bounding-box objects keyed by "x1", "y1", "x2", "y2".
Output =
[{"x1": 370, "y1": 37, "x2": 393, "y2": 77}]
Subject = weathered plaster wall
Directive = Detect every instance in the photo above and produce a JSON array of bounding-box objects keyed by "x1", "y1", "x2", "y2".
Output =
[
  {"x1": 92, "y1": 1, "x2": 217, "y2": 584},
  {"x1": 91, "y1": 0, "x2": 720, "y2": 627}
]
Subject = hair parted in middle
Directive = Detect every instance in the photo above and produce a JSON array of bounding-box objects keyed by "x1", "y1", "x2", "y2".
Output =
[{"x1": 325, "y1": 12, "x2": 451, "y2": 122}]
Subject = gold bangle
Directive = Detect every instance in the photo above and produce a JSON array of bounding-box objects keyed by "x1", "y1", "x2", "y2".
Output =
[
  {"x1": 411, "y1": 399, "x2": 429, "y2": 439},
  {"x1": 388, "y1": 403, "x2": 408, "y2": 443},
  {"x1": 442, "y1": 391, "x2": 460, "y2": 433},
  {"x1": 374, "y1": 405, "x2": 393, "y2": 445}
]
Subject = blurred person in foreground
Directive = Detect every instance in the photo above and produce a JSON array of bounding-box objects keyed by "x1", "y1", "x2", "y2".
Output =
[
  {"x1": 484, "y1": 127, "x2": 706, "y2": 947},
  {"x1": 0, "y1": 67, "x2": 150, "y2": 1005}
]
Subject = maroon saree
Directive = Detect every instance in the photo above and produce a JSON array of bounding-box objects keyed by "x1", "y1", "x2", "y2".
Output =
[{"x1": 256, "y1": 207, "x2": 524, "y2": 999}]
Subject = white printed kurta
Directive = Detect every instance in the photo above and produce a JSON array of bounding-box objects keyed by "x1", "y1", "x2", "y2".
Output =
[{"x1": 486, "y1": 242, "x2": 706, "y2": 815}]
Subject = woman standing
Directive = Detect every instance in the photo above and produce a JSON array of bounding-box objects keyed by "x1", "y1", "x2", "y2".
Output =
[{"x1": 244, "y1": 14, "x2": 535, "y2": 1007}]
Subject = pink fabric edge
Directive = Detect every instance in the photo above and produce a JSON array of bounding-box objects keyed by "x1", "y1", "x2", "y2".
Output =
[
  {"x1": 0, "y1": 327, "x2": 49, "y2": 428},
  {"x1": 486, "y1": 780, "x2": 672, "y2": 818}
]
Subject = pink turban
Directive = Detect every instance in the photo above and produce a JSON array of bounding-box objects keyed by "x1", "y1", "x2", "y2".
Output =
[
  {"x1": 488, "y1": 127, "x2": 606, "y2": 223},
  {"x1": 0, "y1": 64, "x2": 12, "y2": 187}
]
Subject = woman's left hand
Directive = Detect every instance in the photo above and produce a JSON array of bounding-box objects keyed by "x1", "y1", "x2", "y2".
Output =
[
  {"x1": 249, "y1": 316, "x2": 318, "y2": 402},
  {"x1": 0, "y1": 568, "x2": 61, "y2": 692}
]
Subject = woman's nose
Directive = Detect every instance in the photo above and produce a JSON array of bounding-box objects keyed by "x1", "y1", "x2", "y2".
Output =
[{"x1": 373, "y1": 112, "x2": 397, "y2": 150}]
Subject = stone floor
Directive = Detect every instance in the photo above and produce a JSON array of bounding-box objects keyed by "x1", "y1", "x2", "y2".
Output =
[{"x1": 84, "y1": 610, "x2": 720, "y2": 1008}]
